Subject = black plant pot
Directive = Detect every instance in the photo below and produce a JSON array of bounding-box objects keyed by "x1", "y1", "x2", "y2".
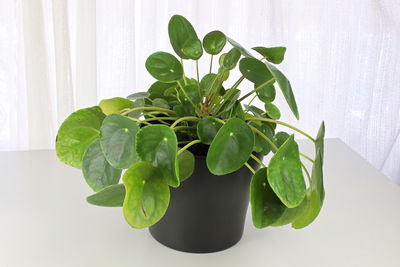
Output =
[{"x1": 149, "y1": 145, "x2": 261, "y2": 253}]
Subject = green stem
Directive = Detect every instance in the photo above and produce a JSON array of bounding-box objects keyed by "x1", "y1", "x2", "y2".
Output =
[
  {"x1": 238, "y1": 77, "x2": 275, "y2": 102},
  {"x1": 178, "y1": 140, "x2": 201, "y2": 156},
  {"x1": 127, "y1": 117, "x2": 152, "y2": 125},
  {"x1": 249, "y1": 125, "x2": 279, "y2": 151},
  {"x1": 173, "y1": 126, "x2": 193, "y2": 131},
  {"x1": 178, "y1": 140, "x2": 192, "y2": 145},
  {"x1": 243, "y1": 95, "x2": 257, "y2": 113},
  {"x1": 181, "y1": 59, "x2": 187, "y2": 85},
  {"x1": 196, "y1": 60, "x2": 202, "y2": 101},
  {"x1": 213, "y1": 118, "x2": 226, "y2": 125},
  {"x1": 301, "y1": 162, "x2": 312, "y2": 184},
  {"x1": 245, "y1": 163, "x2": 255, "y2": 174},
  {"x1": 121, "y1": 106, "x2": 176, "y2": 116},
  {"x1": 300, "y1": 153, "x2": 315, "y2": 164},
  {"x1": 246, "y1": 117, "x2": 316, "y2": 142},
  {"x1": 250, "y1": 154, "x2": 266, "y2": 168},
  {"x1": 231, "y1": 75, "x2": 245, "y2": 90},
  {"x1": 177, "y1": 81, "x2": 201, "y2": 116},
  {"x1": 209, "y1": 55, "x2": 213, "y2": 73},
  {"x1": 170, "y1": 116, "x2": 199, "y2": 128},
  {"x1": 142, "y1": 117, "x2": 178, "y2": 122},
  {"x1": 146, "y1": 114, "x2": 169, "y2": 125}
]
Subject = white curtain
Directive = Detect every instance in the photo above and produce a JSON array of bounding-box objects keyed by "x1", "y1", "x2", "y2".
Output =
[{"x1": 1, "y1": 0, "x2": 399, "y2": 184}]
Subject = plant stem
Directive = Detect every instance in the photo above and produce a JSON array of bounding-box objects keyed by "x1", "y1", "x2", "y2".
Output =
[
  {"x1": 121, "y1": 106, "x2": 176, "y2": 116},
  {"x1": 243, "y1": 95, "x2": 257, "y2": 113},
  {"x1": 127, "y1": 117, "x2": 152, "y2": 125},
  {"x1": 209, "y1": 55, "x2": 213, "y2": 73},
  {"x1": 196, "y1": 60, "x2": 202, "y2": 101},
  {"x1": 238, "y1": 77, "x2": 275, "y2": 102},
  {"x1": 250, "y1": 154, "x2": 266, "y2": 168},
  {"x1": 177, "y1": 81, "x2": 201, "y2": 116},
  {"x1": 181, "y1": 59, "x2": 187, "y2": 85},
  {"x1": 173, "y1": 126, "x2": 193, "y2": 131},
  {"x1": 213, "y1": 118, "x2": 226, "y2": 125},
  {"x1": 300, "y1": 153, "x2": 315, "y2": 164},
  {"x1": 170, "y1": 116, "x2": 200, "y2": 128},
  {"x1": 249, "y1": 125, "x2": 279, "y2": 152},
  {"x1": 231, "y1": 75, "x2": 245, "y2": 90},
  {"x1": 301, "y1": 162, "x2": 312, "y2": 184},
  {"x1": 178, "y1": 140, "x2": 192, "y2": 145},
  {"x1": 245, "y1": 163, "x2": 255, "y2": 174},
  {"x1": 177, "y1": 140, "x2": 201, "y2": 156},
  {"x1": 246, "y1": 117, "x2": 316, "y2": 142},
  {"x1": 141, "y1": 117, "x2": 178, "y2": 122},
  {"x1": 146, "y1": 114, "x2": 170, "y2": 125}
]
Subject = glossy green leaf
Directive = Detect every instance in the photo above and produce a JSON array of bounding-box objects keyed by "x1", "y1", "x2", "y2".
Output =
[
  {"x1": 207, "y1": 118, "x2": 254, "y2": 175},
  {"x1": 86, "y1": 184, "x2": 125, "y2": 207},
  {"x1": 123, "y1": 162, "x2": 170, "y2": 229},
  {"x1": 246, "y1": 105, "x2": 264, "y2": 117},
  {"x1": 223, "y1": 48, "x2": 241, "y2": 70},
  {"x1": 178, "y1": 84, "x2": 200, "y2": 105},
  {"x1": 203, "y1": 31, "x2": 226, "y2": 55},
  {"x1": 239, "y1": 58, "x2": 273, "y2": 84},
  {"x1": 274, "y1": 132, "x2": 290, "y2": 148},
  {"x1": 250, "y1": 168, "x2": 286, "y2": 228},
  {"x1": 252, "y1": 46, "x2": 286, "y2": 64},
  {"x1": 100, "y1": 114, "x2": 140, "y2": 169},
  {"x1": 265, "y1": 103, "x2": 281, "y2": 120},
  {"x1": 267, "y1": 135, "x2": 306, "y2": 208},
  {"x1": 126, "y1": 92, "x2": 150, "y2": 100},
  {"x1": 271, "y1": 200, "x2": 307, "y2": 226},
  {"x1": 251, "y1": 122, "x2": 274, "y2": 155},
  {"x1": 256, "y1": 83, "x2": 276, "y2": 103},
  {"x1": 145, "y1": 52, "x2": 183, "y2": 82},
  {"x1": 197, "y1": 116, "x2": 223, "y2": 144},
  {"x1": 315, "y1": 121, "x2": 325, "y2": 163},
  {"x1": 136, "y1": 125, "x2": 179, "y2": 187},
  {"x1": 148, "y1": 81, "x2": 177, "y2": 100},
  {"x1": 152, "y1": 98, "x2": 170, "y2": 109},
  {"x1": 168, "y1": 15, "x2": 198, "y2": 59},
  {"x1": 99, "y1": 97, "x2": 133, "y2": 115},
  {"x1": 173, "y1": 103, "x2": 195, "y2": 117},
  {"x1": 219, "y1": 53, "x2": 226, "y2": 66},
  {"x1": 200, "y1": 73, "x2": 221, "y2": 96},
  {"x1": 226, "y1": 37, "x2": 254, "y2": 58},
  {"x1": 182, "y1": 38, "x2": 203, "y2": 60},
  {"x1": 56, "y1": 106, "x2": 105, "y2": 169},
  {"x1": 215, "y1": 88, "x2": 241, "y2": 115},
  {"x1": 178, "y1": 150, "x2": 195, "y2": 182},
  {"x1": 128, "y1": 99, "x2": 145, "y2": 119},
  {"x1": 82, "y1": 139, "x2": 122, "y2": 192},
  {"x1": 265, "y1": 62, "x2": 299, "y2": 119}
]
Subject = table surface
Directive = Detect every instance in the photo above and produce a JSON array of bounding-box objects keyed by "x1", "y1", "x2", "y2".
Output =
[{"x1": 1, "y1": 138, "x2": 399, "y2": 267}]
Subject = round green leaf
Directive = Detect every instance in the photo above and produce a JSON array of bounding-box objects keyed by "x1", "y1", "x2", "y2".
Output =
[
  {"x1": 168, "y1": 15, "x2": 198, "y2": 59},
  {"x1": 182, "y1": 38, "x2": 203, "y2": 60},
  {"x1": 148, "y1": 81, "x2": 177, "y2": 100},
  {"x1": 239, "y1": 58, "x2": 273, "y2": 85},
  {"x1": 252, "y1": 46, "x2": 287, "y2": 64},
  {"x1": 200, "y1": 73, "x2": 220, "y2": 96},
  {"x1": 250, "y1": 168, "x2": 286, "y2": 228},
  {"x1": 226, "y1": 37, "x2": 254, "y2": 58},
  {"x1": 82, "y1": 139, "x2": 122, "y2": 192},
  {"x1": 86, "y1": 184, "x2": 126, "y2": 207},
  {"x1": 207, "y1": 118, "x2": 254, "y2": 175},
  {"x1": 197, "y1": 116, "x2": 223, "y2": 145},
  {"x1": 219, "y1": 53, "x2": 226, "y2": 66},
  {"x1": 203, "y1": 31, "x2": 226, "y2": 55},
  {"x1": 136, "y1": 125, "x2": 179, "y2": 187},
  {"x1": 265, "y1": 103, "x2": 281, "y2": 120},
  {"x1": 100, "y1": 114, "x2": 140, "y2": 169},
  {"x1": 56, "y1": 106, "x2": 105, "y2": 169},
  {"x1": 127, "y1": 92, "x2": 150, "y2": 100},
  {"x1": 99, "y1": 97, "x2": 133, "y2": 115},
  {"x1": 152, "y1": 98, "x2": 170, "y2": 109},
  {"x1": 223, "y1": 48, "x2": 241, "y2": 70},
  {"x1": 256, "y1": 83, "x2": 276, "y2": 103},
  {"x1": 128, "y1": 98, "x2": 145, "y2": 119},
  {"x1": 145, "y1": 52, "x2": 183, "y2": 83},
  {"x1": 274, "y1": 132, "x2": 290, "y2": 148},
  {"x1": 267, "y1": 135, "x2": 306, "y2": 208},
  {"x1": 178, "y1": 84, "x2": 200, "y2": 105},
  {"x1": 123, "y1": 162, "x2": 170, "y2": 229},
  {"x1": 251, "y1": 122, "x2": 274, "y2": 155},
  {"x1": 178, "y1": 150, "x2": 195, "y2": 182},
  {"x1": 215, "y1": 88, "x2": 241, "y2": 115}
]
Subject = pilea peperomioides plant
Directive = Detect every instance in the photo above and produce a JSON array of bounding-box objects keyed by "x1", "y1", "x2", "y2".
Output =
[{"x1": 56, "y1": 14, "x2": 325, "y2": 230}]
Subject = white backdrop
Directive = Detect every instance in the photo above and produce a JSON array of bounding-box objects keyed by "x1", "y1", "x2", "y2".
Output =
[{"x1": 0, "y1": 0, "x2": 399, "y2": 184}]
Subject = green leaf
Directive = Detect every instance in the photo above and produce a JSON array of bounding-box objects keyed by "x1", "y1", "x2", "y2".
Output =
[
  {"x1": 99, "y1": 97, "x2": 133, "y2": 115},
  {"x1": 207, "y1": 118, "x2": 254, "y2": 175},
  {"x1": 226, "y1": 37, "x2": 254, "y2": 58},
  {"x1": 136, "y1": 125, "x2": 180, "y2": 187},
  {"x1": 267, "y1": 135, "x2": 306, "y2": 208},
  {"x1": 82, "y1": 139, "x2": 122, "y2": 192},
  {"x1": 250, "y1": 168, "x2": 286, "y2": 228},
  {"x1": 152, "y1": 98, "x2": 170, "y2": 109},
  {"x1": 265, "y1": 62, "x2": 299, "y2": 119},
  {"x1": 265, "y1": 103, "x2": 281, "y2": 120},
  {"x1": 123, "y1": 162, "x2": 170, "y2": 228},
  {"x1": 148, "y1": 81, "x2": 177, "y2": 100},
  {"x1": 231, "y1": 101, "x2": 245, "y2": 120},
  {"x1": 251, "y1": 122, "x2": 274, "y2": 155},
  {"x1": 271, "y1": 200, "x2": 307, "y2": 226},
  {"x1": 203, "y1": 31, "x2": 226, "y2": 55},
  {"x1": 173, "y1": 103, "x2": 195, "y2": 117},
  {"x1": 178, "y1": 150, "x2": 195, "y2": 182},
  {"x1": 168, "y1": 15, "x2": 198, "y2": 59},
  {"x1": 252, "y1": 46, "x2": 287, "y2": 64},
  {"x1": 178, "y1": 84, "x2": 200, "y2": 105},
  {"x1": 86, "y1": 184, "x2": 126, "y2": 207},
  {"x1": 239, "y1": 58, "x2": 273, "y2": 85},
  {"x1": 126, "y1": 92, "x2": 150, "y2": 100},
  {"x1": 145, "y1": 51, "x2": 183, "y2": 83},
  {"x1": 200, "y1": 73, "x2": 220, "y2": 96},
  {"x1": 274, "y1": 132, "x2": 290, "y2": 148},
  {"x1": 56, "y1": 106, "x2": 105, "y2": 169},
  {"x1": 223, "y1": 48, "x2": 241, "y2": 70},
  {"x1": 182, "y1": 38, "x2": 203, "y2": 60},
  {"x1": 315, "y1": 121, "x2": 325, "y2": 163},
  {"x1": 128, "y1": 99, "x2": 145, "y2": 119},
  {"x1": 100, "y1": 114, "x2": 140, "y2": 169},
  {"x1": 246, "y1": 105, "x2": 264, "y2": 117},
  {"x1": 256, "y1": 83, "x2": 276, "y2": 103},
  {"x1": 215, "y1": 88, "x2": 241, "y2": 115},
  {"x1": 219, "y1": 53, "x2": 226, "y2": 66},
  {"x1": 197, "y1": 116, "x2": 223, "y2": 145}
]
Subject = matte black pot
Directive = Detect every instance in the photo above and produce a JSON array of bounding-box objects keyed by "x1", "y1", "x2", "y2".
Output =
[{"x1": 149, "y1": 146, "x2": 261, "y2": 253}]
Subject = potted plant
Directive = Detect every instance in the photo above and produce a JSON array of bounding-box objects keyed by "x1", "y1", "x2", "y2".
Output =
[{"x1": 56, "y1": 14, "x2": 325, "y2": 253}]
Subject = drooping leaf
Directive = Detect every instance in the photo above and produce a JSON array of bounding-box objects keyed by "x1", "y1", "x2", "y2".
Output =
[
  {"x1": 265, "y1": 103, "x2": 281, "y2": 120},
  {"x1": 168, "y1": 15, "x2": 198, "y2": 59},
  {"x1": 82, "y1": 139, "x2": 122, "y2": 192},
  {"x1": 265, "y1": 62, "x2": 299, "y2": 119},
  {"x1": 203, "y1": 31, "x2": 226, "y2": 55},
  {"x1": 274, "y1": 132, "x2": 290, "y2": 148},
  {"x1": 226, "y1": 37, "x2": 254, "y2": 58},
  {"x1": 267, "y1": 135, "x2": 306, "y2": 208},
  {"x1": 100, "y1": 114, "x2": 140, "y2": 169},
  {"x1": 271, "y1": 200, "x2": 307, "y2": 226},
  {"x1": 123, "y1": 162, "x2": 170, "y2": 229},
  {"x1": 152, "y1": 98, "x2": 170, "y2": 109},
  {"x1": 136, "y1": 125, "x2": 179, "y2": 187},
  {"x1": 145, "y1": 52, "x2": 183, "y2": 83},
  {"x1": 181, "y1": 38, "x2": 203, "y2": 60},
  {"x1": 315, "y1": 121, "x2": 325, "y2": 164},
  {"x1": 250, "y1": 168, "x2": 286, "y2": 228},
  {"x1": 178, "y1": 150, "x2": 195, "y2": 182},
  {"x1": 99, "y1": 97, "x2": 133, "y2": 115},
  {"x1": 126, "y1": 92, "x2": 150, "y2": 100},
  {"x1": 207, "y1": 118, "x2": 254, "y2": 175},
  {"x1": 128, "y1": 98, "x2": 145, "y2": 119},
  {"x1": 197, "y1": 116, "x2": 223, "y2": 144},
  {"x1": 56, "y1": 106, "x2": 105, "y2": 169},
  {"x1": 252, "y1": 46, "x2": 287, "y2": 64},
  {"x1": 239, "y1": 58, "x2": 273, "y2": 85},
  {"x1": 256, "y1": 83, "x2": 276, "y2": 103},
  {"x1": 86, "y1": 184, "x2": 126, "y2": 207},
  {"x1": 223, "y1": 48, "x2": 241, "y2": 70}
]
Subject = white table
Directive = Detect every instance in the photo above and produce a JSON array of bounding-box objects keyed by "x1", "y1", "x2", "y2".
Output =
[{"x1": 1, "y1": 139, "x2": 399, "y2": 267}]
